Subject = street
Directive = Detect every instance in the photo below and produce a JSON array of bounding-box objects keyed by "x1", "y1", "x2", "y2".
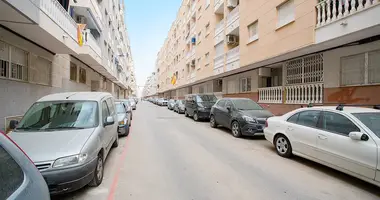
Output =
[{"x1": 55, "y1": 102, "x2": 380, "y2": 200}]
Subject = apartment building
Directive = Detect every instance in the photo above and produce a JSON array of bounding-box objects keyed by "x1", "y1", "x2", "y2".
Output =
[
  {"x1": 0, "y1": 0, "x2": 137, "y2": 129},
  {"x1": 156, "y1": 0, "x2": 380, "y2": 115},
  {"x1": 142, "y1": 72, "x2": 158, "y2": 97}
]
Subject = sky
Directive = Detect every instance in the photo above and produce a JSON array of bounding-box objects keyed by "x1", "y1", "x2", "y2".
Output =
[{"x1": 124, "y1": 0, "x2": 182, "y2": 96}]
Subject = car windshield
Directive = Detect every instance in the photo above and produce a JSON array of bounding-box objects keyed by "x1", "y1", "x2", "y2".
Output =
[
  {"x1": 123, "y1": 100, "x2": 131, "y2": 106},
  {"x1": 353, "y1": 112, "x2": 380, "y2": 138},
  {"x1": 196, "y1": 95, "x2": 217, "y2": 102},
  {"x1": 233, "y1": 99, "x2": 263, "y2": 110},
  {"x1": 17, "y1": 101, "x2": 98, "y2": 131},
  {"x1": 115, "y1": 103, "x2": 126, "y2": 114}
]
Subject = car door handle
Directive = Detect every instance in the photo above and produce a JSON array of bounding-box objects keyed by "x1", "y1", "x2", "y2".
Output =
[
  {"x1": 287, "y1": 127, "x2": 294, "y2": 131},
  {"x1": 318, "y1": 134, "x2": 327, "y2": 140}
]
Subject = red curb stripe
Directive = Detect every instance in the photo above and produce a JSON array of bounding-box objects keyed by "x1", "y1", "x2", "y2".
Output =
[{"x1": 107, "y1": 129, "x2": 131, "y2": 200}]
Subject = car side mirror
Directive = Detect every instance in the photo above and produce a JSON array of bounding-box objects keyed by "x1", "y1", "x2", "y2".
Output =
[
  {"x1": 104, "y1": 116, "x2": 115, "y2": 127},
  {"x1": 349, "y1": 131, "x2": 369, "y2": 141},
  {"x1": 226, "y1": 106, "x2": 231, "y2": 112}
]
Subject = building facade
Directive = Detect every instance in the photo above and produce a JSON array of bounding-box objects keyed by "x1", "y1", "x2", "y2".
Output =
[
  {"x1": 142, "y1": 72, "x2": 158, "y2": 98},
  {"x1": 0, "y1": 0, "x2": 137, "y2": 129},
  {"x1": 156, "y1": 0, "x2": 380, "y2": 115}
]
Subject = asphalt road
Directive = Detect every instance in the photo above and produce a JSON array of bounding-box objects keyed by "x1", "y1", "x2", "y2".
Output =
[{"x1": 55, "y1": 101, "x2": 380, "y2": 200}]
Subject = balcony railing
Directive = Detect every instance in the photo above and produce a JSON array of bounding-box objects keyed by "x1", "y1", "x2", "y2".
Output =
[
  {"x1": 316, "y1": 0, "x2": 378, "y2": 27},
  {"x1": 227, "y1": 5, "x2": 239, "y2": 25},
  {"x1": 84, "y1": 31, "x2": 101, "y2": 57},
  {"x1": 214, "y1": 54, "x2": 224, "y2": 69},
  {"x1": 285, "y1": 83, "x2": 324, "y2": 104},
  {"x1": 226, "y1": 46, "x2": 239, "y2": 63},
  {"x1": 215, "y1": 19, "x2": 225, "y2": 35},
  {"x1": 258, "y1": 87, "x2": 283, "y2": 104},
  {"x1": 214, "y1": 0, "x2": 223, "y2": 12},
  {"x1": 31, "y1": 0, "x2": 78, "y2": 41}
]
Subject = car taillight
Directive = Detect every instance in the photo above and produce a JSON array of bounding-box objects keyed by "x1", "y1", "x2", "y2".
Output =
[
  {"x1": 1, "y1": 131, "x2": 35, "y2": 165},
  {"x1": 265, "y1": 120, "x2": 268, "y2": 128}
]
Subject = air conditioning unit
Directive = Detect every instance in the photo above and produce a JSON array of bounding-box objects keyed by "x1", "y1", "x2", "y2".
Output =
[
  {"x1": 77, "y1": 15, "x2": 86, "y2": 24},
  {"x1": 226, "y1": 35, "x2": 238, "y2": 45},
  {"x1": 227, "y1": 0, "x2": 238, "y2": 8}
]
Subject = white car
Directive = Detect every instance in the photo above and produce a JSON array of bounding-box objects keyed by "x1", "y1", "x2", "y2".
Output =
[{"x1": 264, "y1": 105, "x2": 380, "y2": 187}]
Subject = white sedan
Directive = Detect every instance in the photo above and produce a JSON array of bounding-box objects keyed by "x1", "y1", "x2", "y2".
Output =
[{"x1": 264, "y1": 106, "x2": 380, "y2": 187}]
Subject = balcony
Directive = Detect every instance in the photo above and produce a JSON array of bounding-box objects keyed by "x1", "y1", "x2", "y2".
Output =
[
  {"x1": 69, "y1": 0, "x2": 103, "y2": 32},
  {"x1": 0, "y1": 0, "x2": 79, "y2": 54},
  {"x1": 226, "y1": 6, "x2": 239, "y2": 35},
  {"x1": 77, "y1": 30, "x2": 102, "y2": 66},
  {"x1": 226, "y1": 46, "x2": 240, "y2": 72},
  {"x1": 315, "y1": 0, "x2": 380, "y2": 44},
  {"x1": 258, "y1": 87, "x2": 283, "y2": 103},
  {"x1": 214, "y1": 0, "x2": 224, "y2": 14},
  {"x1": 214, "y1": 19, "x2": 225, "y2": 45},
  {"x1": 214, "y1": 54, "x2": 224, "y2": 70},
  {"x1": 285, "y1": 83, "x2": 324, "y2": 104}
]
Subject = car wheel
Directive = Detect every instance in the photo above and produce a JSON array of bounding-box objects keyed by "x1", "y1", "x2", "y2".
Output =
[
  {"x1": 193, "y1": 112, "x2": 199, "y2": 121},
  {"x1": 88, "y1": 154, "x2": 104, "y2": 187},
  {"x1": 112, "y1": 135, "x2": 119, "y2": 148},
  {"x1": 275, "y1": 135, "x2": 293, "y2": 158},
  {"x1": 125, "y1": 126, "x2": 130, "y2": 136},
  {"x1": 231, "y1": 121, "x2": 242, "y2": 138},
  {"x1": 210, "y1": 115, "x2": 217, "y2": 128}
]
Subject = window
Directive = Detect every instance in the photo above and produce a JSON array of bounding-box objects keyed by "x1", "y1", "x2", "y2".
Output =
[
  {"x1": 353, "y1": 112, "x2": 380, "y2": 138},
  {"x1": 287, "y1": 113, "x2": 299, "y2": 123},
  {"x1": 106, "y1": 98, "x2": 115, "y2": 115},
  {"x1": 70, "y1": 62, "x2": 77, "y2": 81},
  {"x1": 0, "y1": 41, "x2": 9, "y2": 78},
  {"x1": 0, "y1": 145, "x2": 24, "y2": 200},
  {"x1": 102, "y1": 101, "x2": 110, "y2": 121},
  {"x1": 248, "y1": 21, "x2": 258, "y2": 43},
  {"x1": 10, "y1": 45, "x2": 28, "y2": 81},
  {"x1": 286, "y1": 54, "x2": 323, "y2": 85},
  {"x1": 29, "y1": 56, "x2": 51, "y2": 85},
  {"x1": 297, "y1": 111, "x2": 321, "y2": 128},
  {"x1": 341, "y1": 50, "x2": 380, "y2": 86},
  {"x1": 198, "y1": 31, "x2": 202, "y2": 44},
  {"x1": 205, "y1": 52, "x2": 210, "y2": 63},
  {"x1": 240, "y1": 77, "x2": 252, "y2": 92},
  {"x1": 205, "y1": 22, "x2": 210, "y2": 36},
  {"x1": 322, "y1": 112, "x2": 359, "y2": 135},
  {"x1": 205, "y1": 0, "x2": 210, "y2": 8},
  {"x1": 277, "y1": 0, "x2": 295, "y2": 28},
  {"x1": 225, "y1": 100, "x2": 234, "y2": 109},
  {"x1": 79, "y1": 68, "x2": 86, "y2": 83}
]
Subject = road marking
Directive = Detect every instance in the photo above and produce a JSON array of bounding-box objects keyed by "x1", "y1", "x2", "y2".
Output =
[{"x1": 107, "y1": 129, "x2": 132, "y2": 200}]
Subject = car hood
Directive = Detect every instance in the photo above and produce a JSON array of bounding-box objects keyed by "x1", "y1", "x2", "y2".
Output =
[
  {"x1": 117, "y1": 113, "x2": 126, "y2": 122},
  {"x1": 239, "y1": 109, "x2": 274, "y2": 119},
  {"x1": 198, "y1": 102, "x2": 216, "y2": 108},
  {"x1": 9, "y1": 128, "x2": 95, "y2": 163}
]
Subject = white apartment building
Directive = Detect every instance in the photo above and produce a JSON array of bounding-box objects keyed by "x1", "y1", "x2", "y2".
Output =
[
  {"x1": 0, "y1": 0, "x2": 137, "y2": 129},
  {"x1": 142, "y1": 72, "x2": 158, "y2": 97}
]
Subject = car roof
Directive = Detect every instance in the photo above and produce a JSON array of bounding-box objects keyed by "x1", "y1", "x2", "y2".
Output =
[
  {"x1": 37, "y1": 92, "x2": 112, "y2": 102},
  {"x1": 219, "y1": 98, "x2": 252, "y2": 101},
  {"x1": 300, "y1": 106, "x2": 380, "y2": 114}
]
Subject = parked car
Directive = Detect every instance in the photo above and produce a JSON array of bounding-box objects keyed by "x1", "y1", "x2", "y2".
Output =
[
  {"x1": 210, "y1": 98, "x2": 273, "y2": 137},
  {"x1": 167, "y1": 99, "x2": 176, "y2": 110},
  {"x1": 129, "y1": 98, "x2": 137, "y2": 110},
  {"x1": 0, "y1": 131, "x2": 50, "y2": 200},
  {"x1": 157, "y1": 98, "x2": 168, "y2": 106},
  {"x1": 115, "y1": 102, "x2": 131, "y2": 136},
  {"x1": 118, "y1": 99, "x2": 133, "y2": 120},
  {"x1": 185, "y1": 94, "x2": 217, "y2": 121},
  {"x1": 264, "y1": 105, "x2": 380, "y2": 187},
  {"x1": 174, "y1": 100, "x2": 186, "y2": 114},
  {"x1": 9, "y1": 92, "x2": 119, "y2": 195}
]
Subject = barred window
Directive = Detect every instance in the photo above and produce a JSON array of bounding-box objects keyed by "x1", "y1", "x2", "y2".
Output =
[
  {"x1": 286, "y1": 54, "x2": 323, "y2": 85},
  {"x1": 70, "y1": 62, "x2": 77, "y2": 81},
  {"x1": 0, "y1": 41, "x2": 9, "y2": 78},
  {"x1": 10, "y1": 45, "x2": 28, "y2": 81},
  {"x1": 29, "y1": 56, "x2": 51, "y2": 85},
  {"x1": 79, "y1": 68, "x2": 86, "y2": 84},
  {"x1": 240, "y1": 77, "x2": 252, "y2": 92},
  {"x1": 341, "y1": 50, "x2": 380, "y2": 86}
]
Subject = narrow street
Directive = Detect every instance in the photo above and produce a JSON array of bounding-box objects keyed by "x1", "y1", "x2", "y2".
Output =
[{"x1": 56, "y1": 102, "x2": 380, "y2": 200}]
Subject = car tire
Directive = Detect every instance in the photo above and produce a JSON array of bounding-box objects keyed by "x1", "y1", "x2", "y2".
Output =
[
  {"x1": 193, "y1": 112, "x2": 199, "y2": 121},
  {"x1": 274, "y1": 135, "x2": 293, "y2": 158},
  {"x1": 210, "y1": 115, "x2": 217, "y2": 128},
  {"x1": 112, "y1": 135, "x2": 119, "y2": 148},
  {"x1": 125, "y1": 126, "x2": 130, "y2": 136},
  {"x1": 231, "y1": 121, "x2": 242, "y2": 138},
  {"x1": 88, "y1": 154, "x2": 104, "y2": 187}
]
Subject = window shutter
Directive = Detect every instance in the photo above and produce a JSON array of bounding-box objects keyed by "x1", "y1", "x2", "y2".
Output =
[
  {"x1": 341, "y1": 54, "x2": 365, "y2": 86},
  {"x1": 368, "y1": 50, "x2": 380, "y2": 84}
]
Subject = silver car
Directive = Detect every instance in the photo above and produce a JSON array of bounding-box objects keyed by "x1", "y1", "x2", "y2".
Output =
[
  {"x1": 0, "y1": 131, "x2": 50, "y2": 200},
  {"x1": 9, "y1": 92, "x2": 119, "y2": 195},
  {"x1": 129, "y1": 99, "x2": 137, "y2": 110},
  {"x1": 115, "y1": 101, "x2": 131, "y2": 136}
]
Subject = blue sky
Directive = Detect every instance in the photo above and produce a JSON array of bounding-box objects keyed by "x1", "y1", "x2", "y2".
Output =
[{"x1": 124, "y1": 0, "x2": 182, "y2": 94}]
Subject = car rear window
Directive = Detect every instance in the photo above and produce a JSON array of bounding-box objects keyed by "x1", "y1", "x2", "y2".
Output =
[{"x1": 0, "y1": 145, "x2": 24, "y2": 199}]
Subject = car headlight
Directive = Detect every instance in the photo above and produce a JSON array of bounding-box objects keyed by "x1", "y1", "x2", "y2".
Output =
[
  {"x1": 53, "y1": 154, "x2": 87, "y2": 168},
  {"x1": 242, "y1": 116, "x2": 258, "y2": 123},
  {"x1": 119, "y1": 119, "x2": 127, "y2": 125},
  {"x1": 198, "y1": 107, "x2": 206, "y2": 111}
]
